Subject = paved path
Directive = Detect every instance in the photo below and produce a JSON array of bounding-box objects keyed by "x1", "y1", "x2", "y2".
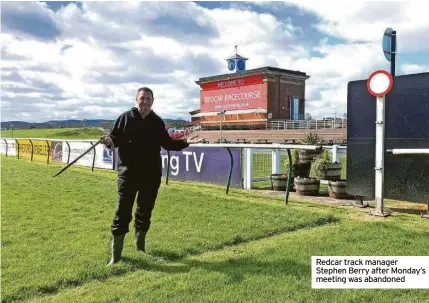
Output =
[{"x1": 261, "y1": 189, "x2": 371, "y2": 207}]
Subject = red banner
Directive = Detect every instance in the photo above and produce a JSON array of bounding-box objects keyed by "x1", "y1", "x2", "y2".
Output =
[
  {"x1": 201, "y1": 83, "x2": 266, "y2": 112},
  {"x1": 201, "y1": 75, "x2": 264, "y2": 91}
]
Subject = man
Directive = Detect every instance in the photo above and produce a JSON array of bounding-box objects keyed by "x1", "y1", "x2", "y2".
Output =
[{"x1": 101, "y1": 87, "x2": 202, "y2": 265}]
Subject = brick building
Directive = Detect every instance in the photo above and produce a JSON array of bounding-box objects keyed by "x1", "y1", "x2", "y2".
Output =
[{"x1": 191, "y1": 66, "x2": 310, "y2": 130}]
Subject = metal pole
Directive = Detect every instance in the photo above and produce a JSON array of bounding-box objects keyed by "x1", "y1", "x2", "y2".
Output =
[
  {"x1": 16, "y1": 140, "x2": 20, "y2": 159},
  {"x1": 91, "y1": 142, "x2": 96, "y2": 172},
  {"x1": 66, "y1": 141, "x2": 71, "y2": 164},
  {"x1": 285, "y1": 149, "x2": 292, "y2": 204},
  {"x1": 220, "y1": 114, "x2": 223, "y2": 143},
  {"x1": 166, "y1": 150, "x2": 171, "y2": 185},
  {"x1": 46, "y1": 140, "x2": 50, "y2": 164},
  {"x1": 53, "y1": 140, "x2": 101, "y2": 177},
  {"x1": 189, "y1": 143, "x2": 322, "y2": 150},
  {"x1": 3, "y1": 139, "x2": 8, "y2": 157},
  {"x1": 391, "y1": 31, "x2": 396, "y2": 77},
  {"x1": 387, "y1": 149, "x2": 429, "y2": 155},
  {"x1": 29, "y1": 139, "x2": 34, "y2": 162},
  {"x1": 83, "y1": 119, "x2": 86, "y2": 140},
  {"x1": 226, "y1": 147, "x2": 233, "y2": 194},
  {"x1": 373, "y1": 96, "x2": 389, "y2": 217}
]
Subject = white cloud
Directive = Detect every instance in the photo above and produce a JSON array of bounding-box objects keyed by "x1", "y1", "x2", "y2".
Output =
[
  {"x1": 286, "y1": 42, "x2": 388, "y2": 118},
  {"x1": 400, "y1": 64, "x2": 429, "y2": 74},
  {"x1": 1, "y1": 1, "x2": 428, "y2": 123},
  {"x1": 1, "y1": 2, "x2": 303, "y2": 122},
  {"x1": 281, "y1": 0, "x2": 429, "y2": 52}
]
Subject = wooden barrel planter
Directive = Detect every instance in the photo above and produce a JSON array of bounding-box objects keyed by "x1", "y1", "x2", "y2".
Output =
[
  {"x1": 293, "y1": 162, "x2": 311, "y2": 178},
  {"x1": 271, "y1": 174, "x2": 293, "y2": 191},
  {"x1": 295, "y1": 177, "x2": 320, "y2": 196},
  {"x1": 328, "y1": 180, "x2": 348, "y2": 199},
  {"x1": 299, "y1": 149, "x2": 321, "y2": 164},
  {"x1": 318, "y1": 163, "x2": 342, "y2": 181}
]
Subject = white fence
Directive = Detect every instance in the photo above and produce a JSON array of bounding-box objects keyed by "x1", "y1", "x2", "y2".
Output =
[
  {"x1": 267, "y1": 119, "x2": 347, "y2": 130},
  {"x1": 248, "y1": 145, "x2": 347, "y2": 188},
  {"x1": 1, "y1": 138, "x2": 118, "y2": 170},
  {"x1": 1, "y1": 137, "x2": 346, "y2": 190}
]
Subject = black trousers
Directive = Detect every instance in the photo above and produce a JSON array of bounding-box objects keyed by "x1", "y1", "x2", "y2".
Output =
[{"x1": 111, "y1": 175, "x2": 161, "y2": 236}]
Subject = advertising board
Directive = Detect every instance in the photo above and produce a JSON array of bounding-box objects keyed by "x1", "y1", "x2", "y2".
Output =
[
  {"x1": 200, "y1": 75, "x2": 266, "y2": 112},
  {"x1": 161, "y1": 147, "x2": 242, "y2": 188}
]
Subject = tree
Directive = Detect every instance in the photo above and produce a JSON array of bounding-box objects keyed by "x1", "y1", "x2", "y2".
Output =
[{"x1": 171, "y1": 118, "x2": 187, "y2": 129}]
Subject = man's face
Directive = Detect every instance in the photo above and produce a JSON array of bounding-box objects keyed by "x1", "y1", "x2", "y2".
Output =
[{"x1": 136, "y1": 90, "x2": 153, "y2": 118}]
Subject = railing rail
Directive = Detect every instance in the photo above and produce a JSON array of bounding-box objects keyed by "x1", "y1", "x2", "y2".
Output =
[{"x1": 267, "y1": 119, "x2": 347, "y2": 130}]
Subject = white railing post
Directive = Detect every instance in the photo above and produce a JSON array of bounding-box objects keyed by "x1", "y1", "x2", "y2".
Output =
[
  {"x1": 243, "y1": 148, "x2": 253, "y2": 189},
  {"x1": 332, "y1": 145, "x2": 339, "y2": 163},
  {"x1": 272, "y1": 150, "x2": 281, "y2": 174}
]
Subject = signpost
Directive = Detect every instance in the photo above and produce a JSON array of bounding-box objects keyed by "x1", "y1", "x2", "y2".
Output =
[
  {"x1": 346, "y1": 27, "x2": 427, "y2": 218},
  {"x1": 366, "y1": 70, "x2": 393, "y2": 217},
  {"x1": 347, "y1": 71, "x2": 429, "y2": 208},
  {"x1": 217, "y1": 110, "x2": 226, "y2": 142},
  {"x1": 383, "y1": 28, "x2": 397, "y2": 77}
]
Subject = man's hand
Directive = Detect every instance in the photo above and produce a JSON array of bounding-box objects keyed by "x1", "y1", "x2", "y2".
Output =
[
  {"x1": 186, "y1": 135, "x2": 204, "y2": 144},
  {"x1": 100, "y1": 135, "x2": 113, "y2": 146}
]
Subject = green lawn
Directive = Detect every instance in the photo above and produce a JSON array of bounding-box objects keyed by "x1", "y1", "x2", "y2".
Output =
[
  {"x1": 1, "y1": 156, "x2": 335, "y2": 303},
  {"x1": 0, "y1": 127, "x2": 105, "y2": 140},
  {"x1": 2, "y1": 155, "x2": 429, "y2": 303}
]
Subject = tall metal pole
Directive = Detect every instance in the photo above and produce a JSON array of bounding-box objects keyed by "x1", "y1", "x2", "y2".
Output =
[
  {"x1": 374, "y1": 96, "x2": 388, "y2": 216},
  {"x1": 391, "y1": 31, "x2": 396, "y2": 77}
]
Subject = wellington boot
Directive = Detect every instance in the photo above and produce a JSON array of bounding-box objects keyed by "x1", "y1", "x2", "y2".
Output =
[
  {"x1": 135, "y1": 230, "x2": 147, "y2": 253},
  {"x1": 107, "y1": 234, "x2": 125, "y2": 266}
]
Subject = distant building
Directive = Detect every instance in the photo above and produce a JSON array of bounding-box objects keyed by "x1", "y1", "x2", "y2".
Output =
[{"x1": 189, "y1": 109, "x2": 201, "y2": 124}]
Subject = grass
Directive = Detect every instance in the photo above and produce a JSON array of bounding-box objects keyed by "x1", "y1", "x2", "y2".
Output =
[
  {"x1": 2, "y1": 155, "x2": 429, "y2": 303},
  {"x1": 3, "y1": 138, "x2": 429, "y2": 303},
  {"x1": 1, "y1": 156, "x2": 336, "y2": 303},
  {"x1": 0, "y1": 127, "x2": 106, "y2": 140},
  {"x1": 30, "y1": 220, "x2": 429, "y2": 303}
]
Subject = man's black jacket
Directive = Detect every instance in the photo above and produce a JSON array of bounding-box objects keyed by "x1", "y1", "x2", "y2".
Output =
[{"x1": 107, "y1": 107, "x2": 189, "y2": 178}]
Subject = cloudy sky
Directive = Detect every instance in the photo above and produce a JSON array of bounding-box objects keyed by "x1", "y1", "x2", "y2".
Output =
[{"x1": 1, "y1": 1, "x2": 428, "y2": 123}]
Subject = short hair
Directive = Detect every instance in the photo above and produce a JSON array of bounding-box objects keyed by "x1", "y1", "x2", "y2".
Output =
[{"x1": 136, "y1": 87, "x2": 154, "y2": 100}]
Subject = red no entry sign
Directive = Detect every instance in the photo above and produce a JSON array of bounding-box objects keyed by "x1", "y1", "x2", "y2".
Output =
[{"x1": 367, "y1": 70, "x2": 393, "y2": 97}]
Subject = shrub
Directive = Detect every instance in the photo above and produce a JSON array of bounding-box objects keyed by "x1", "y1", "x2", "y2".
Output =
[{"x1": 302, "y1": 132, "x2": 323, "y2": 145}]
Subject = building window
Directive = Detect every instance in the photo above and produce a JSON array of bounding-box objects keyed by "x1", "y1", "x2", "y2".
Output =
[{"x1": 293, "y1": 96, "x2": 299, "y2": 120}]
